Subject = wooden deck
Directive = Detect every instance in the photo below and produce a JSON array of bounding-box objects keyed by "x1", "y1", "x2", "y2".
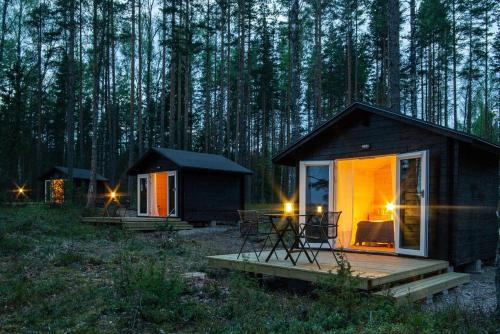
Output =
[
  {"x1": 81, "y1": 216, "x2": 193, "y2": 231},
  {"x1": 207, "y1": 250, "x2": 469, "y2": 299}
]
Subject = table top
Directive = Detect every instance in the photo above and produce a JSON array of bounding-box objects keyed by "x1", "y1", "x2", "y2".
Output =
[{"x1": 263, "y1": 212, "x2": 322, "y2": 218}]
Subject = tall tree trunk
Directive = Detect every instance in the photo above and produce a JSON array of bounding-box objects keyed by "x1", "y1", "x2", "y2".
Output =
[
  {"x1": 78, "y1": 0, "x2": 85, "y2": 166},
  {"x1": 86, "y1": 0, "x2": 100, "y2": 209},
  {"x1": 160, "y1": 0, "x2": 167, "y2": 147},
  {"x1": 452, "y1": 0, "x2": 458, "y2": 128},
  {"x1": 0, "y1": 0, "x2": 9, "y2": 67},
  {"x1": 183, "y1": 0, "x2": 191, "y2": 150},
  {"x1": 289, "y1": 0, "x2": 300, "y2": 142},
  {"x1": 409, "y1": 0, "x2": 417, "y2": 117},
  {"x1": 313, "y1": 0, "x2": 322, "y2": 124},
  {"x1": 388, "y1": 0, "x2": 400, "y2": 113},
  {"x1": 137, "y1": 0, "x2": 143, "y2": 156},
  {"x1": 168, "y1": 0, "x2": 176, "y2": 148},
  {"x1": 35, "y1": 1, "x2": 43, "y2": 200},
  {"x1": 346, "y1": 5, "x2": 353, "y2": 105},
  {"x1": 145, "y1": 0, "x2": 153, "y2": 148},
  {"x1": 66, "y1": 0, "x2": 76, "y2": 201},
  {"x1": 483, "y1": 6, "x2": 489, "y2": 139},
  {"x1": 109, "y1": 0, "x2": 117, "y2": 185},
  {"x1": 235, "y1": 0, "x2": 245, "y2": 162},
  {"x1": 128, "y1": 0, "x2": 136, "y2": 201},
  {"x1": 466, "y1": 13, "x2": 473, "y2": 133},
  {"x1": 203, "y1": 0, "x2": 211, "y2": 152},
  {"x1": 176, "y1": 5, "x2": 182, "y2": 149}
]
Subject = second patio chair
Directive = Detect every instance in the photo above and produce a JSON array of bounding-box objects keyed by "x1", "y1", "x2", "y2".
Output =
[
  {"x1": 237, "y1": 210, "x2": 276, "y2": 262},
  {"x1": 297, "y1": 211, "x2": 342, "y2": 269}
]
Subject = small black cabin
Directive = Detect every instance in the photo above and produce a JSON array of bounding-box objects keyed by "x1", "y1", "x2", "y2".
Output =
[
  {"x1": 273, "y1": 102, "x2": 499, "y2": 267},
  {"x1": 127, "y1": 148, "x2": 252, "y2": 222},
  {"x1": 38, "y1": 166, "x2": 108, "y2": 203}
]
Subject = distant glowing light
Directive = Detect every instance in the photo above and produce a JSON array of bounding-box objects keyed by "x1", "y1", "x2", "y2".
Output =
[
  {"x1": 317, "y1": 205, "x2": 323, "y2": 214},
  {"x1": 385, "y1": 202, "x2": 395, "y2": 212},
  {"x1": 284, "y1": 202, "x2": 294, "y2": 214},
  {"x1": 110, "y1": 191, "x2": 116, "y2": 200}
]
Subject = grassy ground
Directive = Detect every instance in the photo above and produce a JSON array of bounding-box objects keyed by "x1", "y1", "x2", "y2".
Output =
[{"x1": 0, "y1": 205, "x2": 497, "y2": 333}]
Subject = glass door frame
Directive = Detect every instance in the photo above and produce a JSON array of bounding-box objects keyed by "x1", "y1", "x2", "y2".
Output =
[
  {"x1": 395, "y1": 150, "x2": 429, "y2": 257},
  {"x1": 137, "y1": 174, "x2": 150, "y2": 217},
  {"x1": 167, "y1": 171, "x2": 178, "y2": 217},
  {"x1": 299, "y1": 160, "x2": 334, "y2": 249}
]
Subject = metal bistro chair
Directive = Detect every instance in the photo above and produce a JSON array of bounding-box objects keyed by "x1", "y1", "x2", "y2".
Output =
[
  {"x1": 298, "y1": 211, "x2": 342, "y2": 269},
  {"x1": 237, "y1": 210, "x2": 277, "y2": 262}
]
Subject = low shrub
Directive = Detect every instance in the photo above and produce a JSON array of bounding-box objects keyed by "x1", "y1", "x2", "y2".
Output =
[{"x1": 115, "y1": 256, "x2": 206, "y2": 330}]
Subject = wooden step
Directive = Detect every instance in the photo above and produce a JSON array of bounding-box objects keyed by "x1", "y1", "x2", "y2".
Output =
[
  {"x1": 122, "y1": 221, "x2": 192, "y2": 231},
  {"x1": 81, "y1": 217, "x2": 122, "y2": 224},
  {"x1": 375, "y1": 272, "x2": 470, "y2": 304},
  {"x1": 121, "y1": 216, "x2": 182, "y2": 222}
]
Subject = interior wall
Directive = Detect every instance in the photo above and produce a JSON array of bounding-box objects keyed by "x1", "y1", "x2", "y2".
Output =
[{"x1": 155, "y1": 172, "x2": 168, "y2": 216}]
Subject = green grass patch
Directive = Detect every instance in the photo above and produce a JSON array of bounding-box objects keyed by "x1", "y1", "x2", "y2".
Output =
[{"x1": 0, "y1": 205, "x2": 497, "y2": 333}]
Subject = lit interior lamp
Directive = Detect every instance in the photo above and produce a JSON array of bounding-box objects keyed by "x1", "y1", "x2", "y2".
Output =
[
  {"x1": 284, "y1": 202, "x2": 294, "y2": 214},
  {"x1": 317, "y1": 205, "x2": 323, "y2": 214},
  {"x1": 385, "y1": 202, "x2": 395, "y2": 212}
]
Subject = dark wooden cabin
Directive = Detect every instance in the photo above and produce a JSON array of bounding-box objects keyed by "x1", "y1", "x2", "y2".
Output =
[
  {"x1": 38, "y1": 166, "x2": 108, "y2": 203},
  {"x1": 127, "y1": 148, "x2": 253, "y2": 223},
  {"x1": 273, "y1": 102, "x2": 499, "y2": 267}
]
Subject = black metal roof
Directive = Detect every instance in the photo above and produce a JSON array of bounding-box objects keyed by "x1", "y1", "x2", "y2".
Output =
[
  {"x1": 38, "y1": 166, "x2": 108, "y2": 181},
  {"x1": 127, "y1": 148, "x2": 253, "y2": 175},
  {"x1": 273, "y1": 102, "x2": 500, "y2": 165}
]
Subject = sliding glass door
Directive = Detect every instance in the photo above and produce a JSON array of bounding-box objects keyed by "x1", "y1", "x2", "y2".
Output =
[
  {"x1": 299, "y1": 161, "x2": 334, "y2": 248},
  {"x1": 137, "y1": 174, "x2": 149, "y2": 216},
  {"x1": 167, "y1": 171, "x2": 178, "y2": 217},
  {"x1": 395, "y1": 151, "x2": 428, "y2": 256}
]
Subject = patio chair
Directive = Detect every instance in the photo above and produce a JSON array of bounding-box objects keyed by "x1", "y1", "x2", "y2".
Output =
[
  {"x1": 237, "y1": 210, "x2": 277, "y2": 262},
  {"x1": 297, "y1": 211, "x2": 342, "y2": 269}
]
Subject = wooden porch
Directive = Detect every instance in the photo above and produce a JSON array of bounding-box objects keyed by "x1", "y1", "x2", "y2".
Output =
[
  {"x1": 207, "y1": 250, "x2": 470, "y2": 303},
  {"x1": 81, "y1": 216, "x2": 193, "y2": 231}
]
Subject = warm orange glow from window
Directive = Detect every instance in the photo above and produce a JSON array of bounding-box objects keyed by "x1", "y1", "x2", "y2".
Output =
[
  {"x1": 284, "y1": 202, "x2": 294, "y2": 214},
  {"x1": 385, "y1": 202, "x2": 395, "y2": 212},
  {"x1": 317, "y1": 205, "x2": 323, "y2": 214},
  {"x1": 52, "y1": 179, "x2": 65, "y2": 204}
]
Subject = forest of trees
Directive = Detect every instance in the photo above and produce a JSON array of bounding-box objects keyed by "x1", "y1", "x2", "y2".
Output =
[{"x1": 0, "y1": 0, "x2": 499, "y2": 204}]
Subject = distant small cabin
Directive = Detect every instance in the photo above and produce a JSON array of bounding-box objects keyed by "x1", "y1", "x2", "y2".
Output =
[
  {"x1": 127, "y1": 148, "x2": 253, "y2": 223},
  {"x1": 38, "y1": 166, "x2": 108, "y2": 204},
  {"x1": 273, "y1": 102, "x2": 499, "y2": 267}
]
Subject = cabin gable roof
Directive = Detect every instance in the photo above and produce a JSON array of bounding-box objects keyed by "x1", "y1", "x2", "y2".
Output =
[
  {"x1": 38, "y1": 166, "x2": 108, "y2": 182},
  {"x1": 273, "y1": 102, "x2": 500, "y2": 165},
  {"x1": 127, "y1": 148, "x2": 253, "y2": 175}
]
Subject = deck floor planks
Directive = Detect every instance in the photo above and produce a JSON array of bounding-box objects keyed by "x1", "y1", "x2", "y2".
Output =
[{"x1": 207, "y1": 250, "x2": 449, "y2": 290}]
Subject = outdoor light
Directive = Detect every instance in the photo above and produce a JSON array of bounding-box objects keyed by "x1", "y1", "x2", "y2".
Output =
[
  {"x1": 17, "y1": 187, "x2": 25, "y2": 195},
  {"x1": 110, "y1": 191, "x2": 117, "y2": 200},
  {"x1": 385, "y1": 202, "x2": 395, "y2": 212},
  {"x1": 284, "y1": 202, "x2": 294, "y2": 214},
  {"x1": 361, "y1": 144, "x2": 371, "y2": 150},
  {"x1": 317, "y1": 205, "x2": 323, "y2": 214}
]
